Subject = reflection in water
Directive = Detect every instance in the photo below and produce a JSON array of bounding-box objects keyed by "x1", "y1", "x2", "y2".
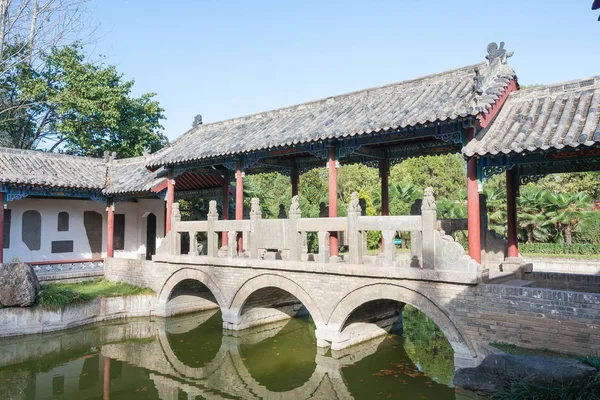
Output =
[{"x1": 0, "y1": 309, "x2": 481, "y2": 399}]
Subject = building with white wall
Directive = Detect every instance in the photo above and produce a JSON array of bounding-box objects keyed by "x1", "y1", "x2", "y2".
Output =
[{"x1": 0, "y1": 149, "x2": 171, "y2": 263}]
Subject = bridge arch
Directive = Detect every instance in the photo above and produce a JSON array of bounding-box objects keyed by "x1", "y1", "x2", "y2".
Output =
[
  {"x1": 155, "y1": 268, "x2": 227, "y2": 317},
  {"x1": 327, "y1": 283, "x2": 477, "y2": 367},
  {"x1": 226, "y1": 273, "x2": 326, "y2": 330}
]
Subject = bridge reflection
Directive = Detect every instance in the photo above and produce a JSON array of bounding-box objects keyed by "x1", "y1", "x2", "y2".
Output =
[{"x1": 0, "y1": 311, "x2": 479, "y2": 399}]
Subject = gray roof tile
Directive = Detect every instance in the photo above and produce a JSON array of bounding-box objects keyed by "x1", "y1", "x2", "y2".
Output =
[
  {"x1": 0, "y1": 148, "x2": 107, "y2": 190},
  {"x1": 463, "y1": 77, "x2": 600, "y2": 157},
  {"x1": 148, "y1": 58, "x2": 516, "y2": 168},
  {"x1": 0, "y1": 147, "x2": 167, "y2": 195},
  {"x1": 104, "y1": 157, "x2": 167, "y2": 195}
]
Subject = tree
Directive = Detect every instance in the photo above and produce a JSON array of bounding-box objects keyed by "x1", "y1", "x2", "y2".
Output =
[
  {"x1": 517, "y1": 187, "x2": 551, "y2": 243},
  {"x1": 0, "y1": 0, "x2": 92, "y2": 74},
  {"x1": 390, "y1": 154, "x2": 465, "y2": 200},
  {"x1": 0, "y1": 44, "x2": 166, "y2": 156},
  {"x1": 529, "y1": 172, "x2": 600, "y2": 198},
  {"x1": 337, "y1": 163, "x2": 379, "y2": 206},
  {"x1": 544, "y1": 192, "x2": 592, "y2": 244}
]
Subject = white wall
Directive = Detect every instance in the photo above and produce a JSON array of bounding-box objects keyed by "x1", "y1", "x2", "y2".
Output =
[{"x1": 3, "y1": 197, "x2": 165, "y2": 263}]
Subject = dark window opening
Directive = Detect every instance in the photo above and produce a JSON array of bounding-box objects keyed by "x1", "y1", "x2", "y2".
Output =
[
  {"x1": 22, "y1": 210, "x2": 41, "y2": 251},
  {"x1": 57, "y1": 212, "x2": 69, "y2": 231},
  {"x1": 114, "y1": 214, "x2": 125, "y2": 250},
  {"x1": 52, "y1": 240, "x2": 74, "y2": 253},
  {"x1": 3, "y1": 209, "x2": 11, "y2": 249}
]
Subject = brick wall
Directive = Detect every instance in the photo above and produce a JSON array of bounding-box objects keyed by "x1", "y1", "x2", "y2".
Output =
[
  {"x1": 104, "y1": 257, "x2": 600, "y2": 360},
  {"x1": 450, "y1": 284, "x2": 600, "y2": 356}
]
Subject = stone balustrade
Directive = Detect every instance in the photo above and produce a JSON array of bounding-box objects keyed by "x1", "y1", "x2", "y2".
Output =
[{"x1": 156, "y1": 188, "x2": 482, "y2": 278}]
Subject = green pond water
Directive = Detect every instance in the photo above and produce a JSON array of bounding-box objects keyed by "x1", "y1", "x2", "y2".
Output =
[{"x1": 0, "y1": 307, "x2": 481, "y2": 399}]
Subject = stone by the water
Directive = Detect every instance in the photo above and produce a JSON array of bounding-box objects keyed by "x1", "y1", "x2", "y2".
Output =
[
  {"x1": 0, "y1": 263, "x2": 41, "y2": 307},
  {"x1": 453, "y1": 353, "x2": 598, "y2": 395}
]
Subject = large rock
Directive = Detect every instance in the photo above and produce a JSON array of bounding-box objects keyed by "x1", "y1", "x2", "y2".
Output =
[
  {"x1": 0, "y1": 263, "x2": 41, "y2": 307},
  {"x1": 454, "y1": 353, "x2": 598, "y2": 395}
]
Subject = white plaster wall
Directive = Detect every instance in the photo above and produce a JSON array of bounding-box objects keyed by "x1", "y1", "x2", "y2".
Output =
[{"x1": 3, "y1": 198, "x2": 165, "y2": 263}]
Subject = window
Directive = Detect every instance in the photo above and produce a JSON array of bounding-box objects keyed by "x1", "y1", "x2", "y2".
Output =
[
  {"x1": 57, "y1": 212, "x2": 69, "y2": 231},
  {"x1": 3, "y1": 209, "x2": 11, "y2": 249},
  {"x1": 114, "y1": 214, "x2": 125, "y2": 250},
  {"x1": 52, "y1": 240, "x2": 74, "y2": 253},
  {"x1": 22, "y1": 210, "x2": 41, "y2": 251}
]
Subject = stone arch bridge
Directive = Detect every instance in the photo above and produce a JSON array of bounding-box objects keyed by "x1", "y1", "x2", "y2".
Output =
[{"x1": 105, "y1": 191, "x2": 600, "y2": 369}]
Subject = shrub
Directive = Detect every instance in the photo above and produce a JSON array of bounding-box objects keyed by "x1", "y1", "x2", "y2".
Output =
[{"x1": 519, "y1": 243, "x2": 600, "y2": 255}]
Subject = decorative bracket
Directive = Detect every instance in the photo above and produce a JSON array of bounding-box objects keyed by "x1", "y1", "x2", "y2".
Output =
[{"x1": 519, "y1": 175, "x2": 544, "y2": 185}]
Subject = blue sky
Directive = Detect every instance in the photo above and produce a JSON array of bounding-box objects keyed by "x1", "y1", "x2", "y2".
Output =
[{"x1": 91, "y1": 1, "x2": 599, "y2": 141}]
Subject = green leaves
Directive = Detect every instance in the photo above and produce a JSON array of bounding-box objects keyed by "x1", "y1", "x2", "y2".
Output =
[{"x1": 0, "y1": 43, "x2": 166, "y2": 156}]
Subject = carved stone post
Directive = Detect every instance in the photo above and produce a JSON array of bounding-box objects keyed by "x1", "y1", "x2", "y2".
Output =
[
  {"x1": 190, "y1": 230, "x2": 197, "y2": 256},
  {"x1": 249, "y1": 198, "x2": 262, "y2": 259},
  {"x1": 171, "y1": 202, "x2": 181, "y2": 255},
  {"x1": 410, "y1": 199, "x2": 423, "y2": 262},
  {"x1": 421, "y1": 188, "x2": 437, "y2": 269},
  {"x1": 227, "y1": 231, "x2": 237, "y2": 258},
  {"x1": 347, "y1": 192, "x2": 362, "y2": 264},
  {"x1": 288, "y1": 196, "x2": 302, "y2": 261},
  {"x1": 207, "y1": 200, "x2": 219, "y2": 257},
  {"x1": 382, "y1": 230, "x2": 396, "y2": 265},
  {"x1": 318, "y1": 231, "x2": 330, "y2": 263}
]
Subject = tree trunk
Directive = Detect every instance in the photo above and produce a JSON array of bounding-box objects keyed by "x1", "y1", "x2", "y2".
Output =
[
  {"x1": 27, "y1": 0, "x2": 39, "y2": 64},
  {"x1": 564, "y1": 225, "x2": 573, "y2": 245},
  {"x1": 527, "y1": 226, "x2": 533, "y2": 243},
  {"x1": 0, "y1": 0, "x2": 11, "y2": 57}
]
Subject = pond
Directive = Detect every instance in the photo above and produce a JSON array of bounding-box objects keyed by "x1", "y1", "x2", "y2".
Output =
[{"x1": 0, "y1": 306, "x2": 482, "y2": 399}]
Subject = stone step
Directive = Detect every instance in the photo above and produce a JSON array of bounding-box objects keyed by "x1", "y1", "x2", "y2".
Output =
[{"x1": 502, "y1": 279, "x2": 533, "y2": 287}]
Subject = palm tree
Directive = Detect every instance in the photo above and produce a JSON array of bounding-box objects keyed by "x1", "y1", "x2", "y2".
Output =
[
  {"x1": 437, "y1": 189, "x2": 467, "y2": 219},
  {"x1": 482, "y1": 186, "x2": 507, "y2": 236},
  {"x1": 372, "y1": 181, "x2": 422, "y2": 216},
  {"x1": 517, "y1": 187, "x2": 551, "y2": 243},
  {"x1": 544, "y1": 192, "x2": 592, "y2": 244}
]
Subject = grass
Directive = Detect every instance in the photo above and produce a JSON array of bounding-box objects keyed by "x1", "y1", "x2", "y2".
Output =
[
  {"x1": 489, "y1": 342, "x2": 575, "y2": 358},
  {"x1": 37, "y1": 279, "x2": 154, "y2": 309},
  {"x1": 521, "y1": 252, "x2": 600, "y2": 260},
  {"x1": 489, "y1": 352, "x2": 600, "y2": 400}
]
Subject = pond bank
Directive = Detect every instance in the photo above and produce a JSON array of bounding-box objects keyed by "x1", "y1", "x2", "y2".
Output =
[{"x1": 0, "y1": 294, "x2": 156, "y2": 337}]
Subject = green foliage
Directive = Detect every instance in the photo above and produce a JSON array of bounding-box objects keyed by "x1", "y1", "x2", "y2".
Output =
[
  {"x1": 519, "y1": 243, "x2": 600, "y2": 255},
  {"x1": 245, "y1": 172, "x2": 291, "y2": 218},
  {"x1": 37, "y1": 279, "x2": 154, "y2": 309},
  {"x1": 531, "y1": 172, "x2": 600, "y2": 198},
  {"x1": 337, "y1": 164, "x2": 379, "y2": 206},
  {"x1": 390, "y1": 154, "x2": 465, "y2": 199},
  {"x1": 581, "y1": 355, "x2": 600, "y2": 370},
  {"x1": 574, "y1": 212, "x2": 600, "y2": 244},
  {"x1": 36, "y1": 285, "x2": 93, "y2": 309},
  {"x1": 402, "y1": 305, "x2": 455, "y2": 385},
  {"x1": 358, "y1": 189, "x2": 381, "y2": 249},
  {"x1": 0, "y1": 44, "x2": 166, "y2": 156}
]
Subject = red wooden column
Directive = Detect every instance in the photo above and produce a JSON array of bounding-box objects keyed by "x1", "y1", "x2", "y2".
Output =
[
  {"x1": 165, "y1": 168, "x2": 175, "y2": 234},
  {"x1": 236, "y1": 160, "x2": 244, "y2": 253},
  {"x1": 379, "y1": 157, "x2": 389, "y2": 250},
  {"x1": 222, "y1": 172, "x2": 230, "y2": 247},
  {"x1": 0, "y1": 193, "x2": 4, "y2": 264},
  {"x1": 291, "y1": 166, "x2": 299, "y2": 197},
  {"x1": 328, "y1": 147, "x2": 339, "y2": 256},
  {"x1": 107, "y1": 198, "x2": 115, "y2": 258},
  {"x1": 103, "y1": 356, "x2": 111, "y2": 400},
  {"x1": 379, "y1": 158, "x2": 389, "y2": 216},
  {"x1": 506, "y1": 168, "x2": 519, "y2": 258},
  {"x1": 466, "y1": 127, "x2": 482, "y2": 263}
]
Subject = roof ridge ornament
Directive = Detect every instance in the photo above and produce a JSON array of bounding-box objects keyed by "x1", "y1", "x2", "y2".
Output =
[{"x1": 486, "y1": 42, "x2": 513, "y2": 66}]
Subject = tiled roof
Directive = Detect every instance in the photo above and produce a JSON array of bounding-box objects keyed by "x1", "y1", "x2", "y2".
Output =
[
  {"x1": 0, "y1": 147, "x2": 168, "y2": 194},
  {"x1": 148, "y1": 52, "x2": 516, "y2": 168},
  {"x1": 463, "y1": 77, "x2": 600, "y2": 157},
  {"x1": 0, "y1": 147, "x2": 107, "y2": 189},
  {"x1": 104, "y1": 157, "x2": 167, "y2": 195}
]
